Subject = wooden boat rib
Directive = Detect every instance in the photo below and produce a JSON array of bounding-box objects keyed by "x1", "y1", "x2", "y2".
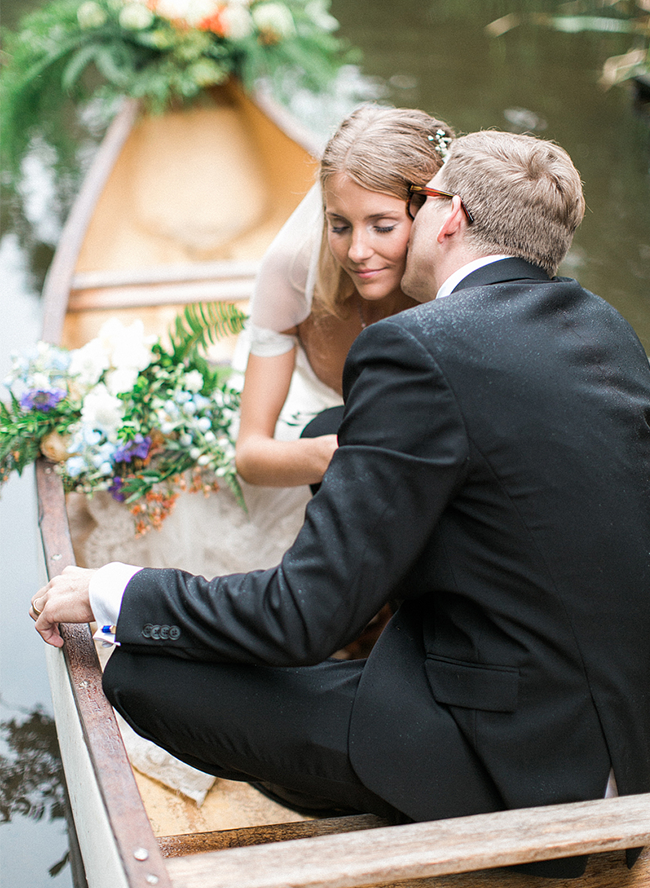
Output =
[{"x1": 35, "y1": 81, "x2": 650, "y2": 888}]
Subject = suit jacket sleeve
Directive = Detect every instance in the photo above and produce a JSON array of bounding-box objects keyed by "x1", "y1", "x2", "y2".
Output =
[{"x1": 115, "y1": 319, "x2": 469, "y2": 665}]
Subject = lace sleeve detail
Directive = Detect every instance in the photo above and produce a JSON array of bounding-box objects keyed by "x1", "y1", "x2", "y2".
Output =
[{"x1": 248, "y1": 323, "x2": 298, "y2": 357}]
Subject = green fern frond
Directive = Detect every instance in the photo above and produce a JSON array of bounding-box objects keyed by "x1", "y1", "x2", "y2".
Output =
[{"x1": 169, "y1": 301, "x2": 248, "y2": 363}]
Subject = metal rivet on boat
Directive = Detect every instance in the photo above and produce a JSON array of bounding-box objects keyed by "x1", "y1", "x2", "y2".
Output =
[
  {"x1": 146, "y1": 876, "x2": 159, "y2": 885},
  {"x1": 133, "y1": 848, "x2": 149, "y2": 861},
  {"x1": 51, "y1": 553, "x2": 62, "y2": 561}
]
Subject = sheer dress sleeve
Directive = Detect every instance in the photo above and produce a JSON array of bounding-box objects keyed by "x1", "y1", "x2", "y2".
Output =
[{"x1": 248, "y1": 183, "x2": 323, "y2": 357}]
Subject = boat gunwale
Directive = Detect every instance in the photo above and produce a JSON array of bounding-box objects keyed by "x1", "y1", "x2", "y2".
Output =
[{"x1": 36, "y1": 459, "x2": 174, "y2": 888}]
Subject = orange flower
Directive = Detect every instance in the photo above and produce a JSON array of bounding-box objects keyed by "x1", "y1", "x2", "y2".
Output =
[{"x1": 198, "y1": 8, "x2": 227, "y2": 35}]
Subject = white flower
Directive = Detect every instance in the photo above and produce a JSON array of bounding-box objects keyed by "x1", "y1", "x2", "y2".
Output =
[
  {"x1": 78, "y1": 1, "x2": 108, "y2": 29},
  {"x1": 81, "y1": 384, "x2": 124, "y2": 438},
  {"x1": 119, "y1": 3, "x2": 155, "y2": 29},
  {"x1": 68, "y1": 339, "x2": 110, "y2": 390},
  {"x1": 30, "y1": 372, "x2": 52, "y2": 392},
  {"x1": 104, "y1": 366, "x2": 140, "y2": 395},
  {"x1": 184, "y1": 370, "x2": 204, "y2": 393},
  {"x1": 98, "y1": 318, "x2": 153, "y2": 374},
  {"x1": 305, "y1": 0, "x2": 339, "y2": 32},
  {"x1": 251, "y1": 2, "x2": 296, "y2": 40},
  {"x1": 155, "y1": 0, "x2": 220, "y2": 26},
  {"x1": 222, "y1": 4, "x2": 254, "y2": 38}
]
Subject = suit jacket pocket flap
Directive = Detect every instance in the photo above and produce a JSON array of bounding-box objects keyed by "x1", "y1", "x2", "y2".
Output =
[{"x1": 425, "y1": 655, "x2": 519, "y2": 712}]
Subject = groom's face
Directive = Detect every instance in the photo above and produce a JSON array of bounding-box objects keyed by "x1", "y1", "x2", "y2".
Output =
[{"x1": 401, "y1": 172, "x2": 447, "y2": 303}]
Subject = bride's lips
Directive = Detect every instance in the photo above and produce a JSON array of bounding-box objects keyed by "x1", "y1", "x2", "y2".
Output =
[{"x1": 351, "y1": 267, "x2": 385, "y2": 280}]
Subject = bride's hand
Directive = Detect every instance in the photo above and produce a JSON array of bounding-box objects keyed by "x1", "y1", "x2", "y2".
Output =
[{"x1": 305, "y1": 433, "x2": 339, "y2": 482}]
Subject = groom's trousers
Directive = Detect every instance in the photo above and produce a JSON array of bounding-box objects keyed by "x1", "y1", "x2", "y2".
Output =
[{"x1": 103, "y1": 648, "x2": 403, "y2": 818}]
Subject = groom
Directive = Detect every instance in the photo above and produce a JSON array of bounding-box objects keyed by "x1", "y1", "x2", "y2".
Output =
[{"x1": 32, "y1": 131, "x2": 650, "y2": 877}]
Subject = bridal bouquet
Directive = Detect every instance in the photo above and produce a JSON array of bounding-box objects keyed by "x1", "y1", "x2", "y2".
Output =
[{"x1": 0, "y1": 303, "x2": 246, "y2": 536}]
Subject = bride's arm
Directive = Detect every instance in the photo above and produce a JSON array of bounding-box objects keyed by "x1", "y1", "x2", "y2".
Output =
[{"x1": 235, "y1": 351, "x2": 338, "y2": 487}]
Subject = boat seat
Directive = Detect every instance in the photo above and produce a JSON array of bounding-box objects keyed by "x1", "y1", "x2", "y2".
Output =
[{"x1": 68, "y1": 259, "x2": 260, "y2": 311}]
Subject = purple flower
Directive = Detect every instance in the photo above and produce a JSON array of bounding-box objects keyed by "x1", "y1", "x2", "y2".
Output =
[
  {"x1": 114, "y1": 434, "x2": 152, "y2": 464},
  {"x1": 108, "y1": 477, "x2": 126, "y2": 502},
  {"x1": 20, "y1": 387, "x2": 66, "y2": 412}
]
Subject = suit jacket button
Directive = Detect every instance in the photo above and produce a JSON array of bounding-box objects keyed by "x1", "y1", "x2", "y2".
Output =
[
  {"x1": 142, "y1": 624, "x2": 153, "y2": 638},
  {"x1": 159, "y1": 625, "x2": 170, "y2": 639},
  {"x1": 169, "y1": 626, "x2": 181, "y2": 640}
]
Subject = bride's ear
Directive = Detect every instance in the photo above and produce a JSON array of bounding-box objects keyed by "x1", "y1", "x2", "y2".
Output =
[{"x1": 436, "y1": 196, "x2": 465, "y2": 243}]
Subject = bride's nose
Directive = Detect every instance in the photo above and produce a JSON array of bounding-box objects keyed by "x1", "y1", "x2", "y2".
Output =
[{"x1": 348, "y1": 227, "x2": 373, "y2": 262}]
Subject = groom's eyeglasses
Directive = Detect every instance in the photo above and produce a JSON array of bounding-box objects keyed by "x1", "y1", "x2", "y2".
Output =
[{"x1": 407, "y1": 185, "x2": 475, "y2": 224}]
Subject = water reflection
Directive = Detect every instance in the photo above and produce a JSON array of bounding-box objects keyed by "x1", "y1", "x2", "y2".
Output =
[
  {"x1": 332, "y1": 0, "x2": 650, "y2": 350},
  {"x1": 0, "y1": 707, "x2": 69, "y2": 878}
]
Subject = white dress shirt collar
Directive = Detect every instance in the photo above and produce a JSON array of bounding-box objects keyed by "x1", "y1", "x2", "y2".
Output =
[{"x1": 436, "y1": 255, "x2": 511, "y2": 300}]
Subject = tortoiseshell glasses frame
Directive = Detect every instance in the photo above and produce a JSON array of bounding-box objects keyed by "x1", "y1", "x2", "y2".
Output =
[{"x1": 407, "y1": 185, "x2": 475, "y2": 224}]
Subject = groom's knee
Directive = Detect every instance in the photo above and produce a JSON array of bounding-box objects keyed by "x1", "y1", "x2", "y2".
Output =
[{"x1": 102, "y1": 648, "x2": 141, "y2": 716}]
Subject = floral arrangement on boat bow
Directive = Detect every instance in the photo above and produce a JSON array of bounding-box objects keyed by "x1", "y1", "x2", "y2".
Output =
[
  {"x1": 0, "y1": 303, "x2": 247, "y2": 536},
  {"x1": 0, "y1": 0, "x2": 349, "y2": 182}
]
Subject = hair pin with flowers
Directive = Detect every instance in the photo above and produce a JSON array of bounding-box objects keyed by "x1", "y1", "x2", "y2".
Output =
[{"x1": 428, "y1": 129, "x2": 452, "y2": 163}]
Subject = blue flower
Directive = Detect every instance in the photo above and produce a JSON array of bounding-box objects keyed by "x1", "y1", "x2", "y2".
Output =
[
  {"x1": 20, "y1": 388, "x2": 66, "y2": 412},
  {"x1": 108, "y1": 477, "x2": 126, "y2": 502},
  {"x1": 65, "y1": 456, "x2": 87, "y2": 478},
  {"x1": 114, "y1": 434, "x2": 152, "y2": 463},
  {"x1": 193, "y1": 394, "x2": 210, "y2": 410}
]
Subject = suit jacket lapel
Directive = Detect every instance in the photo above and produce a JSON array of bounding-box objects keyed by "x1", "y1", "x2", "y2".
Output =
[{"x1": 452, "y1": 258, "x2": 551, "y2": 293}]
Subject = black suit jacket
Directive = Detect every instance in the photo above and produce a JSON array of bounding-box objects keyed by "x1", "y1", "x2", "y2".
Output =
[{"x1": 116, "y1": 259, "x2": 650, "y2": 828}]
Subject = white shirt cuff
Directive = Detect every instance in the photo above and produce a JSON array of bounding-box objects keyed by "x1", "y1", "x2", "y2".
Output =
[{"x1": 89, "y1": 562, "x2": 143, "y2": 646}]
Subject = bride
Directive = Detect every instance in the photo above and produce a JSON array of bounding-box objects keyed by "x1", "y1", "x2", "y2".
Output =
[{"x1": 235, "y1": 104, "x2": 454, "y2": 490}]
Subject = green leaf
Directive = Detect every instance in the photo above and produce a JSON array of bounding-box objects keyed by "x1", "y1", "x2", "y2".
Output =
[
  {"x1": 93, "y1": 44, "x2": 133, "y2": 88},
  {"x1": 61, "y1": 40, "x2": 103, "y2": 92},
  {"x1": 169, "y1": 302, "x2": 248, "y2": 363}
]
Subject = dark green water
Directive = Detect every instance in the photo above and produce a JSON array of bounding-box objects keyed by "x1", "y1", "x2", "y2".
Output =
[{"x1": 0, "y1": 2, "x2": 648, "y2": 885}]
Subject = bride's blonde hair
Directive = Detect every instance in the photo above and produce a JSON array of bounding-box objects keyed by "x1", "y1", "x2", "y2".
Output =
[{"x1": 315, "y1": 105, "x2": 454, "y2": 318}]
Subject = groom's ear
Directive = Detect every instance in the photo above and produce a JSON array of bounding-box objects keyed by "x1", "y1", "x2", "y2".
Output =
[{"x1": 436, "y1": 196, "x2": 466, "y2": 244}]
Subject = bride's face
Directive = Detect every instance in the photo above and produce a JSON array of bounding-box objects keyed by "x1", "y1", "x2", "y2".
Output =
[{"x1": 324, "y1": 173, "x2": 412, "y2": 303}]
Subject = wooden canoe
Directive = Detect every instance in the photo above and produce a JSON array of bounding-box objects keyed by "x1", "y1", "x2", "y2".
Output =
[{"x1": 35, "y1": 81, "x2": 650, "y2": 888}]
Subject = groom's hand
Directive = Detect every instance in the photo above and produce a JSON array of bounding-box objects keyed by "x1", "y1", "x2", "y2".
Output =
[{"x1": 30, "y1": 565, "x2": 97, "y2": 648}]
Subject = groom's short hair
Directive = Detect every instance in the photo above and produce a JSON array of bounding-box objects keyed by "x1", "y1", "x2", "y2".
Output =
[{"x1": 438, "y1": 131, "x2": 585, "y2": 277}]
